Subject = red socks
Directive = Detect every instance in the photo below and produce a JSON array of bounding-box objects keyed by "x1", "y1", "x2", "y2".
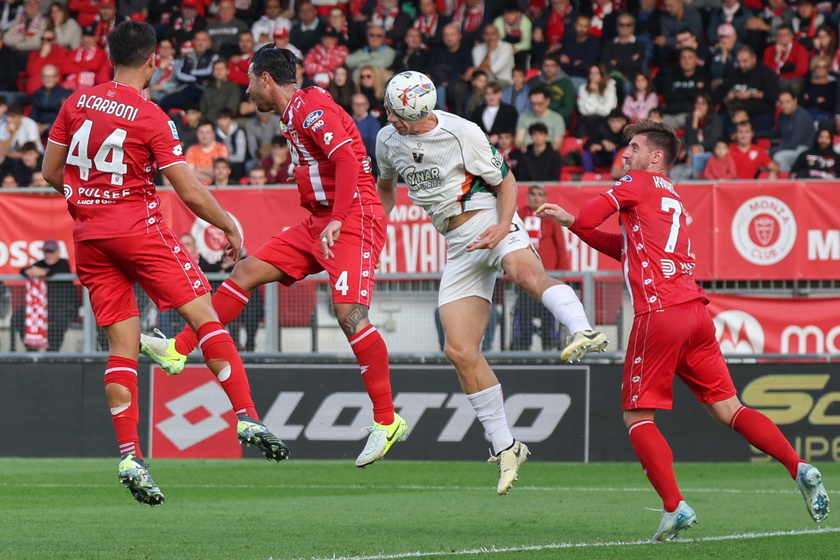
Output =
[
  {"x1": 349, "y1": 325, "x2": 394, "y2": 425},
  {"x1": 104, "y1": 356, "x2": 141, "y2": 458},
  {"x1": 730, "y1": 406, "x2": 802, "y2": 478},
  {"x1": 628, "y1": 420, "x2": 683, "y2": 512},
  {"x1": 196, "y1": 321, "x2": 258, "y2": 419},
  {"x1": 175, "y1": 279, "x2": 250, "y2": 355}
]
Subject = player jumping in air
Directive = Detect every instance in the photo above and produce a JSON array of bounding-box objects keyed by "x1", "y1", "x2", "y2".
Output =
[{"x1": 538, "y1": 119, "x2": 829, "y2": 540}]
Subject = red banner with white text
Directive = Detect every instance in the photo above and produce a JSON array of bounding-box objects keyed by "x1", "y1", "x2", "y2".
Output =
[{"x1": 1, "y1": 182, "x2": 838, "y2": 279}]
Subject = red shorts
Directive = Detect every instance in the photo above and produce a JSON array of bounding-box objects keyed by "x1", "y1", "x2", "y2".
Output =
[
  {"x1": 253, "y1": 202, "x2": 386, "y2": 306},
  {"x1": 75, "y1": 229, "x2": 211, "y2": 326},
  {"x1": 623, "y1": 299, "x2": 737, "y2": 411}
]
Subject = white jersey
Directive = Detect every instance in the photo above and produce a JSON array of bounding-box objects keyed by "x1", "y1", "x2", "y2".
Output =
[{"x1": 376, "y1": 110, "x2": 508, "y2": 234}]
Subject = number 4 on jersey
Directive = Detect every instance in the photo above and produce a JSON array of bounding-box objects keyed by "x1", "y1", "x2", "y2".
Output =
[{"x1": 66, "y1": 119, "x2": 128, "y2": 185}]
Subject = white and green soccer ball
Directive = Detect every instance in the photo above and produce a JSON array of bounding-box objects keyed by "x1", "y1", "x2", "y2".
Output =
[{"x1": 385, "y1": 71, "x2": 437, "y2": 122}]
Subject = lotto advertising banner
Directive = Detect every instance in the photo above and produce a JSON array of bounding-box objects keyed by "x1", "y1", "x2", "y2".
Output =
[
  {"x1": 0, "y1": 182, "x2": 837, "y2": 278},
  {"x1": 707, "y1": 294, "x2": 840, "y2": 354}
]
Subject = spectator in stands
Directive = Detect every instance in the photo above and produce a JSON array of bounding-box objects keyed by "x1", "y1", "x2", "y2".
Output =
[
  {"x1": 622, "y1": 72, "x2": 658, "y2": 123},
  {"x1": 495, "y1": 129, "x2": 522, "y2": 174},
  {"x1": 769, "y1": 90, "x2": 815, "y2": 172},
  {"x1": 47, "y1": 2, "x2": 80, "y2": 50},
  {"x1": 207, "y1": 0, "x2": 248, "y2": 58},
  {"x1": 261, "y1": 134, "x2": 292, "y2": 184},
  {"x1": 8, "y1": 139, "x2": 39, "y2": 185},
  {"x1": 702, "y1": 139, "x2": 738, "y2": 180},
  {"x1": 248, "y1": 166, "x2": 268, "y2": 185},
  {"x1": 67, "y1": 0, "x2": 99, "y2": 29},
  {"x1": 684, "y1": 91, "x2": 724, "y2": 176},
  {"x1": 214, "y1": 107, "x2": 246, "y2": 180},
  {"x1": 559, "y1": 14, "x2": 599, "y2": 93},
  {"x1": 186, "y1": 119, "x2": 229, "y2": 185},
  {"x1": 517, "y1": 122, "x2": 562, "y2": 181},
  {"x1": 494, "y1": 2, "x2": 531, "y2": 69},
  {"x1": 160, "y1": 30, "x2": 218, "y2": 112},
  {"x1": 414, "y1": 0, "x2": 447, "y2": 50},
  {"x1": 0, "y1": 102, "x2": 41, "y2": 157},
  {"x1": 791, "y1": 0, "x2": 822, "y2": 51},
  {"x1": 763, "y1": 24, "x2": 809, "y2": 96},
  {"x1": 350, "y1": 92, "x2": 381, "y2": 167},
  {"x1": 345, "y1": 25, "x2": 395, "y2": 83},
  {"x1": 5, "y1": 0, "x2": 43, "y2": 58},
  {"x1": 532, "y1": 0, "x2": 577, "y2": 64},
  {"x1": 0, "y1": 29, "x2": 23, "y2": 106},
  {"x1": 29, "y1": 169, "x2": 47, "y2": 187},
  {"x1": 515, "y1": 85, "x2": 565, "y2": 149},
  {"x1": 92, "y1": 0, "x2": 122, "y2": 52},
  {"x1": 175, "y1": 102, "x2": 202, "y2": 151},
  {"x1": 24, "y1": 27, "x2": 66, "y2": 97},
  {"x1": 790, "y1": 127, "x2": 840, "y2": 179},
  {"x1": 271, "y1": 25, "x2": 303, "y2": 61},
  {"x1": 304, "y1": 25, "x2": 347, "y2": 88},
  {"x1": 211, "y1": 157, "x2": 234, "y2": 187},
  {"x1": 60, "y1": 25, "x2": 109, "y2": 90},
  {"x1": 587, "y1": 0, "x2": 621, "y2": 43},
  {"x1": 799, "y1": 56, "x2": 836, "y2": 127},
  {"x1": 510, "y1": 184, "x2": 568, "y2": 351},
  {"x1": 709, "y1": 23, "x2": 741, "y2": 93},
  {"x1": 654, "y1": 0, "x2": 703, "y2": 67},
  {"x1": 809, "y1": 24, "x2": 835, "y2": 66},
  {"x1": 355, "y1": 65, "x2": 389, "y2": 124},
  {"x1": 390, "y1": 27, "x2": 429, "y2": 75},
  {"x1": 245, "y1": 108, "x2": 282, "y2": 170},
  {"x1": 457, "y1": 69, "x2": 488, "y2": 118},
  {"x1": 707, "y1": 0, "x2": 752, "y2": 46},
  {"x1": 655, "y1": 48, "x2": 711, "y2": 130},
  {"x1": 502, "y1": 66, "x2": 531, "y2": 116},
  {"x1": 199, "y1": 58, "x2": 240, "y2": 122},
  {"x1": 148, "y1": 0, "x2": 180, "y2": 36},
  {"x1": 429, "y1": 23, "x2": 472, "y2": 111},
  {"x1": 149, "y1": 38, "x2": 180, "y2": 104},
  {"x1": 719, "y1": 45, "x2": 779, "y2": 136},
  {"x1": 601, "y1": 13, "x2": 646, "y2": 98},
  {"x1": 1, "y1": 172, "x2": 18, "y2": 187},
  {"x1": 164, "y1": 0, "x2": 207, "y2": 47},
  {"x1": 12, "y1": 239, "x2": 76, "y2": 352},
  {"x1": 29, "y1": 64, "x2": 70, "y2": 136},
  {"x1": 673, "y1": 28, "x2": 711, "y2": 67},
  {"x1": 471, "y1": 24, "x2": 514, "y2": 88},
  {"x1": 326, "y1": 64, "x2": 354, "y2": 114},
  {"x1": 576, "y1": 63, "x2": 617, "y2": 137},
  {"x1": 581, "y1": 108, "x2": 628, "y2": 172},
  {"x1": 228, "y1": 31, "x2": 255, "y2": 93},
  {"x1": 327, "y1": 6, "x2": 362, "y2": 52},
  {"x1": 470, "y1": 81, "x2": 518, "y2": 145},
  {"x1": 635, "y1": 0, "x2": 663, "y2": 69},
  {"x1": 449, "y1": 0, "x2": 490, "y2": 47},
  {"x1": 365, "y1": 0, "x2": 412, "y2": 51},
  {"x1": 744, "y1": 0, "x2": 792, "y2": 57},
  {"x1": 289, "y1": 0, "x2": 324, "y2": 54},
  {"x1": 251, "y1": 0, "x2": 291, "y2": 49},
  {"x1": 528, "y1": 56, "x2": 574, "y2": 124},
  {"x1": 729, "y1": 120, "x2": 778, "y2": 179}
]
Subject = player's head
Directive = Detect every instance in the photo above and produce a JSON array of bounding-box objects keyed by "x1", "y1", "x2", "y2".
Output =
[
  {"x1": 247, "y1": 45, "x2": 298, "y2": 112},
  {"x1": 108, "y1": 21, "x2": 157, "y2": 71},
  {"x1": 622, "y1": 120, "x2": 680, "y2": 172},
  {"x1": 384, "y1": 71, "x2": 437, "y2": 135}
]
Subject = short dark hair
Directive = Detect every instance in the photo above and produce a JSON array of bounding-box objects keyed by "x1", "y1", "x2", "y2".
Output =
[
  {"x1": 528, "y1": 122, "x2": 548, "y2": 135},
  {"x1": 108, "y1": 21, "x2": 157, "y2": 68},
  {"x1": 216, "y1": 107, "x2": 235, "y2": 119},
  {"x1": 213, "y1": 158, "x2": 231, "y2": 169},
  {"x1": 624, "y1": 120, "x2": 681, "y2": 166},
  {"x1": 197, "y1": 119, "x2": 216, "y2": 131},
  {"x1": 271, "y1": 135, "x2": 287, "y2": 146},
  {"x1": 21, "y1": 141, "x2": 40, "y2": 152},
  {"x1": 251, "y1": 45, "x2": 298, "y2": 87},
  {"x1": 529, "y1": 85, "x2": 551, "y2": 99}
]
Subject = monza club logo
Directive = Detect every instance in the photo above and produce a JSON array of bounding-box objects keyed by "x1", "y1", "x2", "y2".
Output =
[{"x1": 730, "y1": 196, "x2": 797, "y2": 265}]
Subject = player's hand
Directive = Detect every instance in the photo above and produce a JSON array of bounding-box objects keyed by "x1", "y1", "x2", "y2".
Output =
[
  {"x1": 466, "y1": 224, "x2": 508, "y2": 252},
  {"x1": 320, "y1": 220, "x2": 342, "y2": 259},
  {"x1": 223, "y1": 228, "x2": 243, "y2": 263},
  {"x1": 536, "y1": 203, "x2": 575, "y2": 227}
]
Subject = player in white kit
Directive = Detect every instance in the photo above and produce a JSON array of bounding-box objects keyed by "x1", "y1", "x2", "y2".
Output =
[{"x1": 375, "y1": 72, "x2": 609, "y2": 494}]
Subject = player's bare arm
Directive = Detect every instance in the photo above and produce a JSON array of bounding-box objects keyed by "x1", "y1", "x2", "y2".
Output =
[
  {"x1": 536, "y1": 202, "x2": 576, "y2": 228},
  {"x1": 467, "y1": 172, "x2": 517, "y2": 252},
  {"x1": 376, "y1": 175, "x2": 398, "y2": 215},
  {"x1": 164, "y1": 162, "x2": 243, "y2": 261},
  {"x1": 42, "y1": 140, "x2": 68, "y2": 195}
]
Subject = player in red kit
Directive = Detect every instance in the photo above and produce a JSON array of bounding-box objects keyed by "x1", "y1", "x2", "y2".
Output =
[
  {"x1": 536, "y1": 120, "x2": 830, "y2": 540},
  {"x1": 140, "y1": 46, "x2": 407, "y2": 468},
  {"x1": 42, "y1": 21, "x2": 288, "y2": 507}
]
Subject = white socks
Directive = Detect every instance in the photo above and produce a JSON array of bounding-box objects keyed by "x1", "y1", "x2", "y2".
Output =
[
  {"x1": 467, "y1": 384, "x2": 513, "y2": 455},
  {"x1": 541, "y1": 284, "x2": 592, "y2": 334}
]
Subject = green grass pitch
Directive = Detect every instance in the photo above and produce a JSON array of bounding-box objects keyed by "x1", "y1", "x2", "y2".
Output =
[{"x1": 0, "y1": 459, "x2": 837, "y2": 560}]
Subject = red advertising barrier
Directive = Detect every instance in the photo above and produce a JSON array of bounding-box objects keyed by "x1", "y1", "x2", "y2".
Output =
[
  {"x1": 1, "y1": 181, "x2": 838, "y2": 279},
  {"x1": 708, "y1": 293, "x2": 840, "y2": 354}
]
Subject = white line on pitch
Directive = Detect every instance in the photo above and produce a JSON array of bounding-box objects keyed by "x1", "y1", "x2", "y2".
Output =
[{"x1": 274, "y1": 527, "x2": 840, "y2": 560}]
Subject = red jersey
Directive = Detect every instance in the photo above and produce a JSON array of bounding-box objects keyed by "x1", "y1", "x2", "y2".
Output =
[
  {"x1": 49, "y1": 81, "x2": 186, "y2": 242},
  {"x1": 570, "y1": 170, "x2": 707, "y2": 316},
  {"x1": 281, "y1": 86, "x2": 377, "y2": 216},
  {"x1": 729, "y1": 142, "x2": 772, "y2": 179}
]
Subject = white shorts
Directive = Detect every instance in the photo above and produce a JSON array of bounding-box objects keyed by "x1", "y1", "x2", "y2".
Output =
[{"x1": 438, "y1": 208, "x2": 533, "y2": 307}]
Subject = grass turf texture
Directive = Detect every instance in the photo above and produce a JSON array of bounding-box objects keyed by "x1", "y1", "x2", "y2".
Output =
[{"x1": 0, "y1": 459, "x2": 837, "y2": 560}]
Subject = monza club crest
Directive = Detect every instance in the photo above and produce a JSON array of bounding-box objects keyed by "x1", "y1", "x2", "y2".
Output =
[
  {"x1": 191, "y1": 213, "x2": 244, "y2": 264},
  {"x1": 730, "y1": 196, "x2": 797, "y2": 265}
]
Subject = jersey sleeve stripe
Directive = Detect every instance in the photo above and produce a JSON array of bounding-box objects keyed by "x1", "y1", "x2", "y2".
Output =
[
  {"x1": 159, "y1": 160, "x2": 187, "y2": 170},
  {"x1": 48, "y1": 138, "x2": 68, "y2": 147},
  {"x1": 606, "y1": 191, "x2": 620, "y2": 210},
  {"x1": 326, "y1": 138, "x2": 353, "y2": 158}
]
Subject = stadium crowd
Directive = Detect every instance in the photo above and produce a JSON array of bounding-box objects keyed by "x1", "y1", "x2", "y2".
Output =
[{"x1": 2, "y1": 0, "x2": 840, "y2": 188}]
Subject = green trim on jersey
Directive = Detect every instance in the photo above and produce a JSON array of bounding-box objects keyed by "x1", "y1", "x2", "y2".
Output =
[{"x1": 460, "y1": 143, "x2": 509, "y2": 210}]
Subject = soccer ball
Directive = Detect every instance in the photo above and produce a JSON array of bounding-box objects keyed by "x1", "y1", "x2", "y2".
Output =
[{"x1": 384, "y1": 71, "x2": 437, "y2": 122}]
